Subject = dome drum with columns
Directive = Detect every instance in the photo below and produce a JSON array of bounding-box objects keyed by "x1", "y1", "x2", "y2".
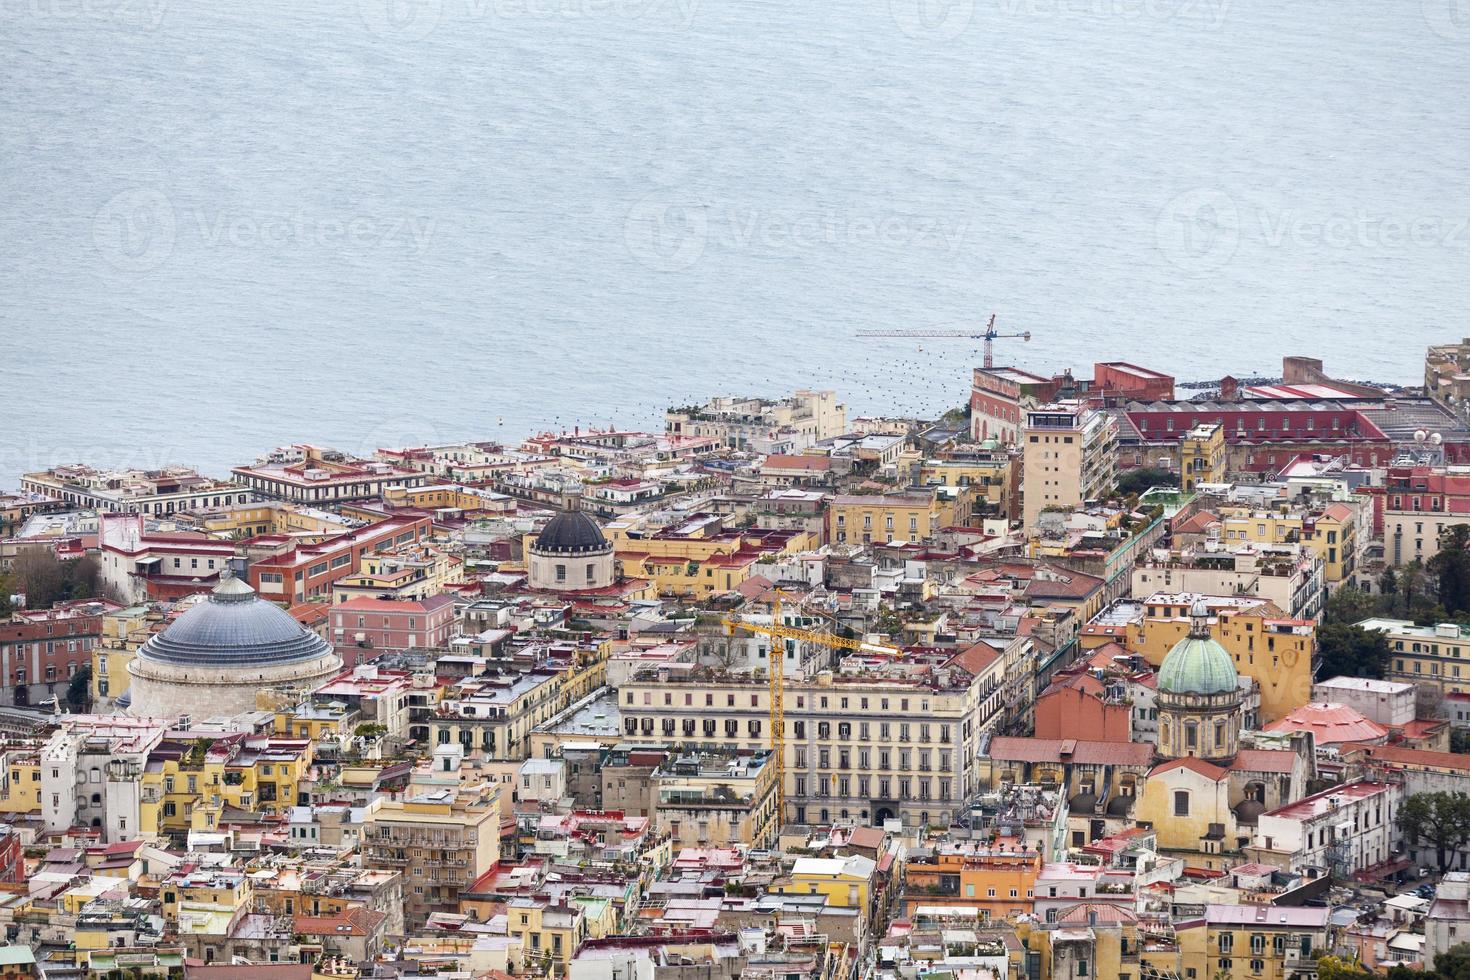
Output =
[
  {"x1": 527, "y1": 507, "x2": 616, "y2": 591},
  {"x1": 126, "y1": 575, "x2": 341, "y2": 720},
  {"x1": 1156, "y1": 600, "x2": 1244, "y2": 764}
]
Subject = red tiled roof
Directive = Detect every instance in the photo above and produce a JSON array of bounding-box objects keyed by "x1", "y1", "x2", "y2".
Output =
[
  {"x1": 987, "y1": 737, "x2": 1154, "y2": 767},
  {"x1": 1229, "y1": 749, "x2": 1298, "y2": 774},
  {"x1": 1341, "y1": 743, "x2": 1470, "y2": 772},
  {"x1": 1265, "y1": 702, "x2": 1389, "y2": 744},
  {"x1": 1149, "y1": 757, "x2": 1228, "y2": 781},
  {"x1": 762, "y1": 455, "x2": 832, "y2": 471}
]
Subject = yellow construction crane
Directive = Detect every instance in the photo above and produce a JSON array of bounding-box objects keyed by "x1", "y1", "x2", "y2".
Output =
[{"x1": 721, "y1": 591, "x2": 901, "y2": 832}]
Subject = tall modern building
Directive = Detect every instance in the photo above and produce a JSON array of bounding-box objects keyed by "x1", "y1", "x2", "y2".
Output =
[{"x1": 1021, "y1": 402, "x2": 1118, "y2": 529}]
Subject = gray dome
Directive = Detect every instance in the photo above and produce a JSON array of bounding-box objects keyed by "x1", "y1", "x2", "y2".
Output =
[
  {"x1": 533, "y1": 511, "x2": 609, "y2": 555},
  {"x1": 137, "y1": 577, "x2": 334, "y2": 668}
]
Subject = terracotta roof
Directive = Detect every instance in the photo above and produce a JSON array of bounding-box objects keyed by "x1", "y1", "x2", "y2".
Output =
[
  {"x1": 762, "y1": 455, "x2": 832, "y2": 471},
  {"x1": 946, "y1": 641, "x2": 1000, "y2": 676},
  {"x1": 1342, "y1": 743, "x2": 1470, "y2": 772},
  {"x1": 1149, "y1": 757, "x2": 1229, "y2": 781},
  {"x1": 1057, "y1": 903, "x2": 1140, "y2": 925},
  {"x1": 1174, "y1": 510, "x2": 1220, "y2": 535},
  {"x1": 987, "y1": 737, "x2": 1154, "y2": 767},
  {"x1": 1265, "y1": 702, "x2": 1389, "y2": 744},
  {"x1": 1229, "y1": 749, "x2": 1298, "y2": 774}
]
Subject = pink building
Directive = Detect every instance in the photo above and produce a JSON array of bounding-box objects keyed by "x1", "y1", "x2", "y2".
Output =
[{"x1": 330, "y1": 595, "x2": 456, "y2": 666}]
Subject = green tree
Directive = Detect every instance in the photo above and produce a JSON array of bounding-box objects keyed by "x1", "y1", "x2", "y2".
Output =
[
  {"x1": 67, "y1": 664, "x2": 91, "y2": 711},
  {"x1": 1322, "y1": 586, "x2": 1381, "y2": 626},
  {"x1": 1378, "y1": 566, "x2": 1398, "y2": 600},
  {"x1": 1314, "y1": 622, "x2": 1389, "y2": 679},
  {"x1": 1435, "y1": 943, "x2": 1470, "y2": 980},
  {"x1": 1398, "y1": 792, "x2": 1470, "y2": 872},
  {"x1": 1114, "y1": 468, "x2": 1178, "y2": 496},
  {"x1": 1315, "y1": 955, "x2": 1374, "y2": 980},
  {"x1": 1432, "y1": 525, "x2": 1470, "y2": 616}
]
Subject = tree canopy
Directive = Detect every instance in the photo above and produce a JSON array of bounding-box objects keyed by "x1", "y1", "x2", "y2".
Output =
[
  {"x1": 1398, "y1": 792, "x2": 1470, "y2": 873},
  {"x1": 1314, "y1": 622, "x2": 1389, "y2": 680}
]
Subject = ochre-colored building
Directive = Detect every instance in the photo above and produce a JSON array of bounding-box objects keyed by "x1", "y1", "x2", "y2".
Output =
[
  {"x1": 902, "y1": 845, "x2": 1044, "y2": 919},
  {"x1": 1125, "y1": 594, "x2": 1313, "y2": 724}
]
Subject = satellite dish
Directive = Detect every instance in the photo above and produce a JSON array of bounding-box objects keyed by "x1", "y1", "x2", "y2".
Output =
[
  {"x1": 1432, "y1": 433, "x2": 1444, "y2": 446},
  {"x1": 1414, "y1": 430, "x2": 1428, "y2": 444}
]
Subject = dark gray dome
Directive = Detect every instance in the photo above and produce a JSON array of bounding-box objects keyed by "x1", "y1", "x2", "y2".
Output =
[
  {"x1": 1233, "y1": 799, "x2": 1266, "y2": 825},
  {"x1": 533, "y1": 510, "x2": 609, "y2": 555},
  {"x1": 137, "y1": 577, "x2": 334, "y2": 668}
]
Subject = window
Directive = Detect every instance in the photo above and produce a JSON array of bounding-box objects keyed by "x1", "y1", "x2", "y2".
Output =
[{"x1": 1174, "y1": 790, "x2": 1190, "y2": 817}]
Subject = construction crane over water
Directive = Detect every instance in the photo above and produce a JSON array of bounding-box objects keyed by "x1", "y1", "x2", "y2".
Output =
[{"x1": 858, "y1": 313, "x2": 1032, "y2": 369}]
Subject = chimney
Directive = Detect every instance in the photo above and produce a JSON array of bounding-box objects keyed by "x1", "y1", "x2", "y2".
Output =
[{"x1": 1219, "y1": 376, "x2": 1239, "y2": 401}]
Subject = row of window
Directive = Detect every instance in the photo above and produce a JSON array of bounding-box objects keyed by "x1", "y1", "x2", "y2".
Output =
[
  {"x1": 793, "y1": 773, "x2": 953, "y2": 801},
  {"x1": 628, "y1": 688, "x2": 936, "y2": 715}
]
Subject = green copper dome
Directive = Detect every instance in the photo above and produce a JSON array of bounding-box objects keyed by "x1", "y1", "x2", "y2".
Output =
[{"x1": 1157, "y1": 600, "x2": 1239, "y2": 696}]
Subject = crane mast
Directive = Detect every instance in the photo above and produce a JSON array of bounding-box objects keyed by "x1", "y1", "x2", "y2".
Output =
[{"x1": 721, "y1": 594, "x2": 901, "y2": 837}]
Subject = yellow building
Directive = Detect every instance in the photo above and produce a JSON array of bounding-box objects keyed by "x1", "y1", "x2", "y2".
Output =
[
  {"x1": 651, "y1": 749, "x2": 779, "y2": 849},
  {"x1": 1021, "y1": 403, "x2": 1118, "y2": 530},
  {"x1": 901, "y1": 846, "x2": 1043, "y2": 919},
  {"x1": 140, "y1": 735, "x2": 312, "y2": 836},
  {"x1": 1034, "y1": 906, "x2": 1152, "y2": 980},
  {"x1": 1176, "y1": 905, "x2": 1330, "y2": 980},
  {"x1": 381, "y1": 483, "x2": 516, "y2": 517},
  {"x1": 1179, "y1": 422, "x2": 1226, "y2": 490},
  {"x1": 611, "y1": 520, "x2": 818, "y2": 599},
  {"x1": 1219, "y1": 502, "x2": 1357, "y2": 587},
  {"x1": 0, "y1": 751, "x2": 41, "y2": 816},
  {"x1": 918, "y1": 453, "x2": 1015, "y2": 520},
  {"x1": 1125, "y1": 594, "x2": 1314, "y2": 724},
  {"x1": 91, "y1": 605, "x2": 155, "y2": 706},
  {"x1": 505, "y1": 898, "x2": 588, "y2": 972},
  {"x1": 827, "y1": 490, "x2": 966, "y2": 546},
  {"x1": 1134, "y1": 757, "x2": 1247, "y2": 870},
  {"x1": 275, "y1": 702, "x2": 354, "y2": 742},
  {"x1": 1363, "y1": 617, "x2": 1470, "y2": 696},
  {"x1": 186, "y1": 501, "x2": 357, "y2": 540},
  {"x1": 360, "y1": 750, "x2": 502, "y2": 929},
  {"x1": 771, "y1": 853, "x2": 876, "y2": 909},
  {"x1": 333, "y1": 544, "x2": 464, "y2": 603}
]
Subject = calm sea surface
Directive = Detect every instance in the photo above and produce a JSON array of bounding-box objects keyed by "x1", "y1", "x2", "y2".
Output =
[{"x1": 3, "y1": 0, "x2": 1469, "y2": 486}]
